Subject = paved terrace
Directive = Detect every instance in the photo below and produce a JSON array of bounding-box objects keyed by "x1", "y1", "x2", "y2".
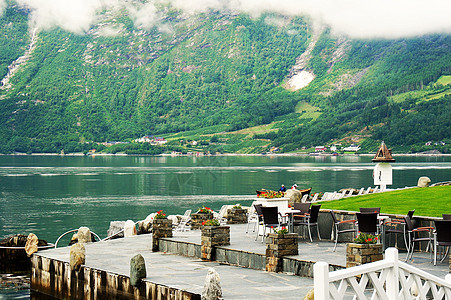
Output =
[{"x1": 34, "y1": 223, "x2": 449, "y2": 299}]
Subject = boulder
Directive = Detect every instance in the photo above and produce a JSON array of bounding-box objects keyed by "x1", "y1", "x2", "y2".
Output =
[
  {"x1": 77, "y1": 227, "x2": 91, "y2": 243},
  {"x1": 417, "y1": 176, "x2": 431, "y2": 187},
  {"x1": 70, "y1": 243, "x2": 85, "y2": 271},
  {"x1": 130, "y1": 254, "x2": 147, "y2": 287},
  {"x1": 288, "y1": 190, "x2": 302, "y2": 205},
  {"x1": 201, "y1": 268, "x2": 222, "y2": 300},
  {"x1": 124, "y1": 220, "x2": 137, "y2": 237},
  {"x1": 25, "y1": 233, "x2": 39, "y2": 257},
  {"x1": 107, "y1": 221, "x2": 125, "y2": 239}
]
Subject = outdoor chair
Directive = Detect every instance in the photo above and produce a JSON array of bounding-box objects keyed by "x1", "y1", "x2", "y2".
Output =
[
  {"x1": 246, "y1": 204, "x2": 263, "y2": 234},
  {"x1": 253, "y1": 204, "x2": 265, "y2": 240},
  {"x1": 175, "y1": 209, "x2": 191, "y2": 232},
  {"x1": 214, "y1": 205, "x2": 228, "y2": 226},
  {"x1": 405, "y1": 216, "x2": 434, "y2": 261},
  {"x1": 293, "y1": 203, "x2": 310, "y2": 215},
  {"x1": 384, "y1": 210, "x2": 415, "y2": 251},
  {"x1": 259, "y1": 206, "x2": 287, "y2": 242},
  {"x1": 356, "y1": 212, "x2": 379, "y2": 235},
  {"x1": 442, "y1": 214, "x2": 451, "y2": 220},
  {"x1": 330, "y1": 210, "x2": 357, "y2": 252},
  {"x1": 293, "y1": 204, "x2": 321, "y2": 242},
  {"x1": 433, "y1": 220, "x2": 451, "y2": 265}
]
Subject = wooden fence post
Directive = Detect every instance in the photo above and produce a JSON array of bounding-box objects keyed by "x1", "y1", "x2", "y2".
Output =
[
  {"x1": 385, "y1": 247, "x2": 399, "y2": 299},
  {"x1": 314, "y1": 262, "x2": 329, "y2": 299}
]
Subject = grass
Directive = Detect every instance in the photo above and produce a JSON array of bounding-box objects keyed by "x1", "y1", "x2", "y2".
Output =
[
  {"x1": 318, "y1": 185, "x2": 451, "y2": 218},
  {"x1": 436, "y1": 75, "x2": 451, "y2": 86}
]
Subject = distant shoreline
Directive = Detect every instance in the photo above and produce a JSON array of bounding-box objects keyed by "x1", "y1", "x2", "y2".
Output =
[{"x1": 1, "y1": 152, "x2": 450, "y2": 157}]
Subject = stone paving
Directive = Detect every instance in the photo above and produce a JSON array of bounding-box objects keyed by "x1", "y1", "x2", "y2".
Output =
[{"x1": 37, "y1": 223, "x2": 450, "y2": 299}]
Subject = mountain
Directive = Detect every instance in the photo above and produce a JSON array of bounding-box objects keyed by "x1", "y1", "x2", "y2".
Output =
[{"x1": 0, "y1": 2, "x2": 450, "y2": 154}]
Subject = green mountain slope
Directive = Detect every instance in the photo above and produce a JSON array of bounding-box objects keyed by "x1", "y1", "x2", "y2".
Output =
[{"x1": 0, "y1": 3, "x2": 450, "y2": 154}]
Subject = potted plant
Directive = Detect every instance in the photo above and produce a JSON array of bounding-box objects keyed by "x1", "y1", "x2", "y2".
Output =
[
  {"x1": 201, "y1": 218, "x2": 230, "y2": 261},
  {"x1": 152, "y1": 210, "x2": 172, "y2": 252},
  {"x1": 265, "y1": 226, "x2": 298, "y2": 272},
  {"x1": 191, "y1": 206, "x2": 214, "y2": 229},
  {"x1": 346, "y1": 232, "x2": 383, "y2": 268},
  {"x1": 227, "y1": 204, "x2": 247, "y2": 224}
]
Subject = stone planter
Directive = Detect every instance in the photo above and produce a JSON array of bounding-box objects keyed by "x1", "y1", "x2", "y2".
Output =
[
  {"x1": 201, "y1": 225, "x2": 230, "y2": 261},
  {"x1": 346, "y1": 243, "x2": 383, "y2": 268},
  {"x1": 191, "y1": 213, "x2": 213, "y2": 230},
  {"x1": 226, "y1": 208, "x2": 247, "y2": 224},
  {"x1": 265, "y1": 233, "x2": 299, "y2": 272},
  {"x1": 152, "y1": 218, "x2": 173, "y2": 252}
]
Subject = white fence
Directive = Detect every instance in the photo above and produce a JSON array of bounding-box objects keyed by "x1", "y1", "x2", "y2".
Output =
[{"x1": 314, "y1": 248, "x2": 451, "y2": 299}]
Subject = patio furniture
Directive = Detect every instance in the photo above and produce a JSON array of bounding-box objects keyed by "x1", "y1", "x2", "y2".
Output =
[
  {"x1": 293, "y1": 203, "x2": 310, "y2": 215},
  {"x1": 246, "y1": 204, "x2": 262, "y2": 234},
  {"x1": 384, "y1": 210, "x2": 415, "y2": 251},
  {"x1": 405, "y1": 216, "x2": 434, "y2": 261},
  {"x1": 259, "y1": 206, "x2": 287, "y2": 242},
  {"x1": 253, "y1": 204, "x2": 264, "y2": 240},
  {"x1": 175, "y1": 209, "x2": 191, "y2": 232},
  {"x1": 293, "y1": 204, "x2": 321, "y2": 242},
  {"x1": 433, "y1": 220, "x2": 451, "y2": 265},
  {"x1": 330, "y1": 210, "x2": 357, "y2": 252},
  {"x1": 356, "y1": 212, "x2": 379, "y2": 235}
]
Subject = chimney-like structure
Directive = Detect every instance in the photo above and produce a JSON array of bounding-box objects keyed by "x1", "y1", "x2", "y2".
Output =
[{"x1": 372, "y1": 142, "x2": 395, "y2": 191}]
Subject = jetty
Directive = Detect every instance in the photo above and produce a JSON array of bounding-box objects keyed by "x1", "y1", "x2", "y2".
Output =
[{"x1": 30, "y1": 220, "x2": 449, "y2": 299}]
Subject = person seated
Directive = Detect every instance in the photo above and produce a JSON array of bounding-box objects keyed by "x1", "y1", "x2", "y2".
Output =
[
  {"x1": 279, "y1": 184, "x2": 287, "y2": 192},
  {"x1": 291, "y1": 184, "x2": 298, "y2": 190}
]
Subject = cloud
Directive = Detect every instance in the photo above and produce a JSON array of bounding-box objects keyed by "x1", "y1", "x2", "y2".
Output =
[
  {"x1": 4, "y1": 0, "x2": 451, "y2": 38},
  {"x1": 0, "y1": 0, "x2": 6, "y2": 16}
]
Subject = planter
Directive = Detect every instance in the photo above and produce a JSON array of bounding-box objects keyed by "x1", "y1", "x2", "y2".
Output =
[
  {"x1": 191, "y1": 213, "x2": 213, "y2": 230},
  {"x1": 201, "y1": 225, "x2": 230, "y2": 260},
  {"x1": 152, "y1": 218, "x2": 173, "y2": 252},
  {"x1": 346, "y1": 243, "x2": 383, "y2": 268},
  {"x1": 226, "y1": 208, "x2": 247, "y2": 224},
  {"x1": 265, "y1": 233, "x2": 298, "y2": 272}
]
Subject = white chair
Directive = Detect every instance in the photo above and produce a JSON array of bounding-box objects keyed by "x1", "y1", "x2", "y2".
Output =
[
  {"x1": 357, "y1": 187, "x2": 364, "y2": 195},
  {"x1": 311, "y1": 193, "x2": 319, "y2": 202},
  {"x1": 364, "y1": 187, "x2": 372, "y2": 194},
  {"x1": 175, "y1": 209, "x2": 191, "y2": 232},
  {"x1": 215, "y1": 205, "x2": 228, "y2": 226},
  {"x1": 373, "y1": 186, "x2": 379, "y2": 193},
  {"x1": 301, "y1": 194, "x2": 309, "y2": 203}
]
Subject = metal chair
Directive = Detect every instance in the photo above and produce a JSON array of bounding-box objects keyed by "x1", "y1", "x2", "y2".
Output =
[
  {"x1": 384, "y1": 210, "x2": 415, "y2": 251},
  {"x1": 405, "y1": 216, "x2": 434, "y2": 261},
  {"x1": 356, "y1": 212, "x2": 379, "y2": 235},
  {"x1": 293, "y1": 204, "x2": 321, "y2": 242},
  {"x1": 259, "y1": 206, "x2": 287, "y2": 242},
  {"x1": 330, "y1": 210, "x2": 357, "y2": 252},
  {"x1": 246, "y1": 204, "x2": 262, "y2": 234},
  {"x1": 359, "y1": 207, "x2": 381, "y2": 215},
  {"x1": 433, "y1": 220, "x2": 451, "y2": 265},
  {"x1": 442, "y1": 214, "x2": 451, "y2": 220},
  {"x1": 293, "y1": 203, "x2": 310, "y2": 215}
]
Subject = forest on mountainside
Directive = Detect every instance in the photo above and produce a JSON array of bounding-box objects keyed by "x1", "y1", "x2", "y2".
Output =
[{"x1": 0, "y1": 3, "x2": 450, "y2": 154}]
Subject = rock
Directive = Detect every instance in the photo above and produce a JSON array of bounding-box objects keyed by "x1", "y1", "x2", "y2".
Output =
[
  {"x1": 289, "y1": 189, "x2": 302, "y2": 205},
  {"x1": 124, "y1": 220, "x2": 137, "y2": 237},
  {"x1": 201, "y1": 268, "x2": 222, "y2": 300},
  {"x1": 303, "y1": 288, "x2": 314, "y2": 300},
  {"x1": 77, "y1": 227, "x2": 91, "y2": 243},
  {"x1": 130, "y1": 254, "x2": 146, "y2": 287},
  {"x1": 107, "y1": 221, "x2": 125, "y2": 239},
  {"x1": 417, "y1": 176, "x2": 431, "y2": 187},
  {"x1": 25, "y1": 233, "x2": 39, "y2": 257},
  {"x1": 70, "y1": 243, "x2": 85, "y2": 271}
]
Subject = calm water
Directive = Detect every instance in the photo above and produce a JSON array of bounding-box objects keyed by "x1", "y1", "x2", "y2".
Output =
[{"x1": 1, "y1": 154, "x2": 450, "y2": 243}]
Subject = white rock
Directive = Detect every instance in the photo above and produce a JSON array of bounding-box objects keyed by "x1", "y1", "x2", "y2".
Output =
[
  {"x1": 201, "y1": 268, "x2": 222, "y2": 300},
  {"x1": 124, "y1": 220, "x2": 136, "y2": 237}
]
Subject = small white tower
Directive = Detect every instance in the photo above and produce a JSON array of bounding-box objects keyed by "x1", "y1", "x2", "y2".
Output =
[{"x1": 372, "y1": 142, "x2": 395, "y2": 191}]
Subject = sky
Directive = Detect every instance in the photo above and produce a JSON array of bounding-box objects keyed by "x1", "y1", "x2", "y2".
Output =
[{"x1": 1, "y1": 0, "x2": 451, "y2": 39}]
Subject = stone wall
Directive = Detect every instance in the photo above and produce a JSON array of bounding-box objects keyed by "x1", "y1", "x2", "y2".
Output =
[
  {"x1": 265, "y1": 233, "x2": 298, "y2": 273},
  {"x1": 201, "y1": 226, "x2": 230, "y2": 261},
  {"x1": 30, "y1": 254, "x2": 200, "y2": 300},
  {"x1": 152, "y1": 219, "x2": 173, "y2": 252}
]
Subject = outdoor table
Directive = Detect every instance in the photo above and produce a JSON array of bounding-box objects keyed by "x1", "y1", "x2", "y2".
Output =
[
  {"x1": 280, "y1": 209, "x2": 301, "y2": 233},
  {"x1": 378, "y1": 215, "x2": 389, "y2": 248}
]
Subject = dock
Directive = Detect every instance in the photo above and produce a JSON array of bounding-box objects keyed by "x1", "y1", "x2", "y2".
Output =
[{"x1": 31, "y1": 223, "x2": 450, "y2": 299}]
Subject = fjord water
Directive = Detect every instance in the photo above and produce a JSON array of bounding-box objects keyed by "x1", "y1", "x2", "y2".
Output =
[{"x1": 1, "y1": 155, "x2": 450, "y2": 243}]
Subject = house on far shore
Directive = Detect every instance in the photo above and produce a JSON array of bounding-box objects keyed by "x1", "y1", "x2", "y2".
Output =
[
  {"x1": 315, "y1": 146, "x2": 327, "y2": 152},
  {"x1": 135, "y1": 136, "x2": 167, "y2": 145},
  {"x1": 342, "y1": 144, "x2": 361, "y2": 152}
]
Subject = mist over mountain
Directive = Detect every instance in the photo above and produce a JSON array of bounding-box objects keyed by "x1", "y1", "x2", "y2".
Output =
[{"x1": 0, "y1": 0, "x2": 450, "y2": 154}]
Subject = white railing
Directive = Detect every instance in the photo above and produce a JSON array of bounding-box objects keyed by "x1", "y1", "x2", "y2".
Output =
[{"x1": 314, "y1": 248, "x2": 451, "y2": 299}]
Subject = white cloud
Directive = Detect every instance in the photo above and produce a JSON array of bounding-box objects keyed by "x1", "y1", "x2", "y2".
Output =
[
  {"x1": 0, "y1": 0, "x2": 6, "y2": 16},
  {"x1": 4, "y1": 0, "x2": 451, "y2": 38}
]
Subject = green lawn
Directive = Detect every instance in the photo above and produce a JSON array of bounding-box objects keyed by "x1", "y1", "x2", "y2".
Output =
[{"x1": 318, "y1": 185, "x2": 451, "y2": 218}]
